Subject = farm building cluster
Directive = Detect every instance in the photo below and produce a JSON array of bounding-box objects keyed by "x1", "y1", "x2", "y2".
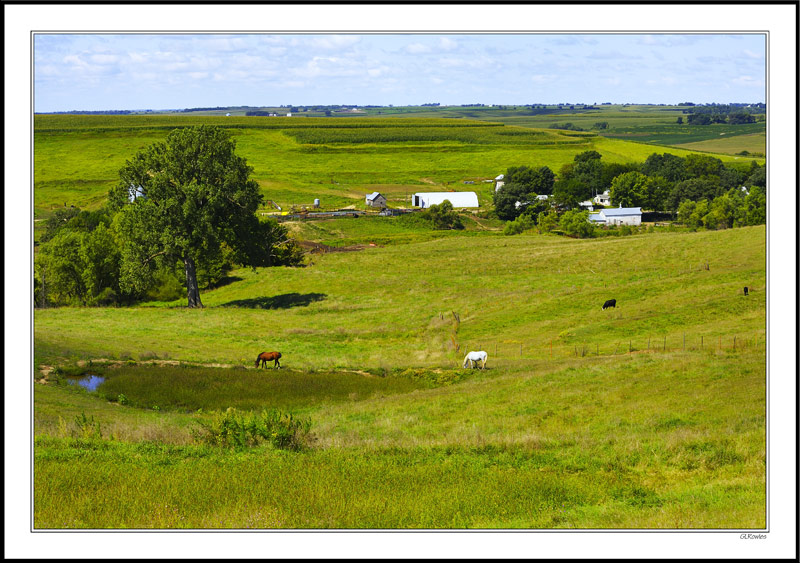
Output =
[{"x1": 358, "y1": 176, "x2": 641, "y2": 226}]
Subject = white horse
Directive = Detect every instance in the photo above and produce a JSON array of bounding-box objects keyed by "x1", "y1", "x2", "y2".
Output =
[{"x1": 462, "y1": 351, "x2": 488, "y2": 369}]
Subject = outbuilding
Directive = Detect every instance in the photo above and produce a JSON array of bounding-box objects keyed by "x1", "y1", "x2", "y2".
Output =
[
  {"x1": 592, "y1": 206, "x2": 642, "y2": 226},
  {"x1": 412, "y1": 192, "x2": 479, "y2": 208},
  {"x1": 365, "y1": 192, "x2": 387, "y2": 208}
]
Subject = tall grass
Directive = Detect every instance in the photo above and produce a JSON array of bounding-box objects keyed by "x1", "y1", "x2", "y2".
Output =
[{"x1": 34, "y1": 350, "x2": 765, "y2": 529}]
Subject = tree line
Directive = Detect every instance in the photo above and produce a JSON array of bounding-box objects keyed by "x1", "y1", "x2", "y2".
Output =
[
  {"x1": 493, "y1": 150, "x2": 766, "y2": 237},
  {"x1": 35, "y1": 126, "x2": 305, "y2": 309}
]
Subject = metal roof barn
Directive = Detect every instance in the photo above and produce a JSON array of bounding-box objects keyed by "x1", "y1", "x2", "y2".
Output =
[{"x1": 412, "y1": 192, "x2": 479, "y2": 208}]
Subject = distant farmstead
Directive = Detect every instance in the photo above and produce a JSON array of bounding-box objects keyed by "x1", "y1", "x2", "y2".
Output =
[
  {"x1": 589, "y1": 207, "x2": 642, "y2": 226},
  {"x1": 412, "y1": 192, "x2": 479, "y2": 208},
  {"x1": 365, "y1": 192, "x2": 387, "y2": 208}
]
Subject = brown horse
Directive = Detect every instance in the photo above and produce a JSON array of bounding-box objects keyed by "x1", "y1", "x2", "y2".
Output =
[{"x1": 255, "y1": 351, "x2": 282, "y2": 369}]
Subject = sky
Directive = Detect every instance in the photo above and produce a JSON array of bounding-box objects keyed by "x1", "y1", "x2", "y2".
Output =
[{"x1": 35, "y1": 33, "x2": 766, "y2": 112}]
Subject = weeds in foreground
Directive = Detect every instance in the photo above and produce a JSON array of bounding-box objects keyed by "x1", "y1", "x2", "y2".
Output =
[
  {"x1": 193, "y1": 407, "x2": 312, "y2": 451},
  {"x1": 56, "y1": 412, "x2": 103, "y2": 440}
]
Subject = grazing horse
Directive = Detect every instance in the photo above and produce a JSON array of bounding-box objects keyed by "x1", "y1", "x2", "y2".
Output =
[
  {"x1": 255, "y1": 351, "x2": 282, "y2": 369},
  {"x1": 602, "y1": 299, "x2": 617, "y2": 310},
  {"x1": 744, "y1": 286, "x2": 749, "y2": 296},
  {"x1": 463, "y1": 351, "x2": 488, "y2": 369}
]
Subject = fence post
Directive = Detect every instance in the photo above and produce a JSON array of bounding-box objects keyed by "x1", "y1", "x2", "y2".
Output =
[
  {"x1": 663, "y1": 335, "x2": 666, "y2": 351},
  {"x1": 648, "y1": 337, "x2": 650, "y2": 351},
  {"x1": 683, "y1": 333, "x2": 685, "y2": 351},
  {"x1": 701, "y1": 336, "x2": 703, "y2": 350},
  {"x1": 733, "y1": 336, "x2": 736, "y2": 351}
]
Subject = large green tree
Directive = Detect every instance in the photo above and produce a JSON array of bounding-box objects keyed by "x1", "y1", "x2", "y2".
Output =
[
  {"x1": 493, "y1": 166, "x2": 555, "y2": 220},
  {"x1": 609, "y1": 171, "x2": 652, "y2": 208},
  {"x1": 109, "y1": 126, "x2": 266, "y2": 308}
]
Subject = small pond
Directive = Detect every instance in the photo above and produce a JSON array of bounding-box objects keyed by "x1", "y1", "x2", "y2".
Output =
[{"x1": 65, "y1": 374, "x2": 106, "y2": 392}]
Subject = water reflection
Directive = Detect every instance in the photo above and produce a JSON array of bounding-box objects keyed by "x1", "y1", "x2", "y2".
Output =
[{"x1": 66, "y1": 374, "x2": 105, "y2": 392}]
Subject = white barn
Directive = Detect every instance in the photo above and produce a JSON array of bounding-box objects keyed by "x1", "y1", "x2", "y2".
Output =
[
  {"x1": 412, "y1": 192, "x2": 479, "y2": 208},
  {"x1": 591, "y1": 207, "x2": 642, "y2": 226}
]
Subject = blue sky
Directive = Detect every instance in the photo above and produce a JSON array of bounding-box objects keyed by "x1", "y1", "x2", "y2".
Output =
[{"x1": 34, "y1": 33, "x2": 765, "y2": 112}]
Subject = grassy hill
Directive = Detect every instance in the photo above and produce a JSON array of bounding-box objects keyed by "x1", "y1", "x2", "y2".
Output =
[
  {"x1": 32, "y1": 110, "x2": 766, "y2": 529},
  {"x1": 33, "y1": 113, "x2": 763, "y2": 222},
  {"x1": 34, "y1": 225, "x2": 765, "y2": 529}
]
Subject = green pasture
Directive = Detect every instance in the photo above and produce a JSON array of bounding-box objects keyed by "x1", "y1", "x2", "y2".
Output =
[
  {"x1": 33, "y1": 225, "x2": 766, "y2": 528},
  {"x1": 34, "y1": 226, "x2": 766, "y2": 370},
  {"x1": 33, "y1": 113, "x2": 761, "y2": 221}
]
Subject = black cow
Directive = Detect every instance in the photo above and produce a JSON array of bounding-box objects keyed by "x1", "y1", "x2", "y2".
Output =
[
  {"x1": 744, "y1": 286, "x2": 749, "y2": 296},
  {"x1": 602, "y1": 299, "x2": 616, "y2": 310}
]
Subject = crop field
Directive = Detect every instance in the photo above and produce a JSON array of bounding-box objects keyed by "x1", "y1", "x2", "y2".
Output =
[
  {"x1": 33, "y1": 113, "x2": 761, "y2": 224},
  {"x1": 672, "y1": 132, "x2": 766, "y2": 156},
  {"x1": 34, "y1": 224, "x2": 766, "y2": 529},
  {"x1": 600, "y1": 123, "x2": 765, "y2": 147}
]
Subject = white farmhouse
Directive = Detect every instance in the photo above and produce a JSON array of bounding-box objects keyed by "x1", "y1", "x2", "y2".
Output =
[
  {"x1": 594, "y1": 190, "x2": 611, "y2": 206},
  {"x1": 590, "y1": 206, "x2": 642, "y2": 226},
  {"x1": 412, "y1": 192, "x2": 479, "y2": 208}
]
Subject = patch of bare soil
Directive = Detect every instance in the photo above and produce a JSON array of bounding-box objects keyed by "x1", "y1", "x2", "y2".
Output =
[{"x1": 297, "y1": 240, "x2": 382, "y2": 255}]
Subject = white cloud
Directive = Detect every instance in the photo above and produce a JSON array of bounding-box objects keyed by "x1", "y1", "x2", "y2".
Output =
[
  {"x1": 89, "y1": 53, "x2": 119, "y2": 65},
  {"x1": 310, "y1": 35, "x2": 360, "y2": 50},
  {"x1": 405, "y1": 43, "x2": 430, "y2": 54},
  {"x1": 367, "y1": 66, "x2": 390, "y2": 78},
  {"x1": 439, "y1": 37, "x2": 458, "y2": 51},
  {"x1": 731, "y1": 75, "x2": 763, "y2": 87},
  {"x1": 530, "y1": 74, "x2": 554, "y2": 84}
]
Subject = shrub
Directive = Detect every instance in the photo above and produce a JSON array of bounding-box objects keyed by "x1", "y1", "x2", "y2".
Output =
[
  {"x1": 560, "y1": 210, "x2": 596, "y2": 238},
  {"x1": 537, "y1": 210, "x2": 558, "y2": 233},
  {"x1": 503, "y1": 214, "x2": 534, "y2": 236},
  {"x1": 425, "y1": 201, "x2": 464, "y2": 230},
  {"x1": 195, "y1": 407, "x2": 312, "y2": 451}
]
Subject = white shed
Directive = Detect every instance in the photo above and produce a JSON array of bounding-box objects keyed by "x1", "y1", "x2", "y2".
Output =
[
  {"x1": 595, "y1": 207, "x2": 642, "y2": 226},
  {"x1": 412, "y1": 192, "x2": 479, "y2": 208}
]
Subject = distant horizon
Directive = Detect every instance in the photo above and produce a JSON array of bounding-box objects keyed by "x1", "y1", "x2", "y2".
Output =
[
  {"x1": 34, "y1": 34, "x2": 766, "y2": 113},
  {"x1": 35, "y1": 100, "x2": 767, "y2": 115}
]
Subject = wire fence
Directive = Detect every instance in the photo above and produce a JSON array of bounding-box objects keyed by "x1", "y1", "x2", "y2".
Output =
[{"x1": 455, "y1": 331, "x2": 767, "y2": 362}]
